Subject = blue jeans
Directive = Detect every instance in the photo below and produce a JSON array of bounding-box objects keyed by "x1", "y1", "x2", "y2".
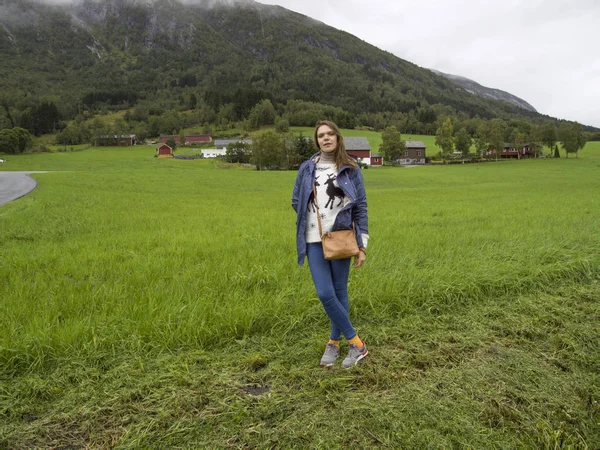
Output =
[{"x1": 306, "y1": 243, "x2": 357, "y2": 340}]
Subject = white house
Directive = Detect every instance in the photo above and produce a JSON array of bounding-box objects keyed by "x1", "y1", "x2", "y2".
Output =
[{"x1": 201, "y1": 148, "x2": 227, "y2": 158}]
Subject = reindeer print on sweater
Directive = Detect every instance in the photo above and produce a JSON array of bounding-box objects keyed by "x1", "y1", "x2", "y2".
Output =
[{"x1": 305, "y1": 163, "x2": 348, "y2": 243}]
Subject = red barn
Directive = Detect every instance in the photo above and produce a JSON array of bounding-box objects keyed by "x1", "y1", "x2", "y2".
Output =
[
  {"x1": 156, "y1": 144, "x2": 173, "y2": 158},
  {"x1": 370, "y1": 153, "x2": 383, "y2": 166},
  {"x1": 344, "y1": 137, "x2": 371, "y2": 164}
]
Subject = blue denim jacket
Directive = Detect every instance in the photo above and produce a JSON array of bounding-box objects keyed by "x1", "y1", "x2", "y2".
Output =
[{"x1": 292, "y1": 153, "x2": 369, "y2": 265}]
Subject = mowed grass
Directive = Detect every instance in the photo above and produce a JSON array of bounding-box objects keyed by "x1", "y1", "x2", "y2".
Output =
[{"x1": 1, "y1": 142, "x2": 599, "y2": 448}]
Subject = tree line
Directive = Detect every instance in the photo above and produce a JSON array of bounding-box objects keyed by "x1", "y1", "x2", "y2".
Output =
[
  {"x1": 225, "y1": 115, "x2": 587, "y2": 170},
  {"x1": 223, "y1": 131, "x2": 315, "y2": 171},
  {"x1": 0, "y1": 94, "x2": 593, "y2": 159},
  {"x1": 379, "y1": 116, "x2": 587, "y2": 163}
]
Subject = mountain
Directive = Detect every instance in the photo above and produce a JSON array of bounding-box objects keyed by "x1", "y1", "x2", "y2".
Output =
[
  {"x1": 0, "y1": 0, "x2": 555, "y2": 130},
  {"x1": 430, "y1": 70, "x2": 537, "y2": 113}
]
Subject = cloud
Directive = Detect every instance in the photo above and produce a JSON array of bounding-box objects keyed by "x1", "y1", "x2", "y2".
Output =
[
  {"x1": 0, "y1": 2, "x2": 39, "y2": 28},
  {"x1": 32, "y1": 0, "x2": 255, "y2": 5}
]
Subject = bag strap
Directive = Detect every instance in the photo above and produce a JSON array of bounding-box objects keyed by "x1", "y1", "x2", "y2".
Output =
[{"x1": 312, "y1": 183, "x2": 324, "y2": 237}]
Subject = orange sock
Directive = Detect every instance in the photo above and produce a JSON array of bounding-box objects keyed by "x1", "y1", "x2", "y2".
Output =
[
  {"x1": 348, "y1": 336, "x2": 363, "y2": 347},
  {"x1": 328, "y1": 339, "x2": 340, "y2": 347}
]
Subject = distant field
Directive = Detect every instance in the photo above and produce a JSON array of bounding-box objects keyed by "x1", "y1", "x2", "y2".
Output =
[
  {"x1": 1, "y1": 142, "x2": 599, "y2": 448},
  {"x1": 46, "y1": 144, "x2": 91, "y2": 152},
  {"x1": 161, "y1": 125, "x2": 439, "y2": 154},
  {"x1": 288, "y1": 126, "x2": 439, "y2": 154}
]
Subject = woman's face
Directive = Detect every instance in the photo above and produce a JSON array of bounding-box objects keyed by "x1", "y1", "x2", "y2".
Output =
[{"x1": 316, "y1": 125, "x2": 337, "y2": 153}]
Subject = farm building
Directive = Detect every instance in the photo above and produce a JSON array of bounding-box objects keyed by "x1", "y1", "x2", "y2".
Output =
[
  {"x1": 370, "y1": 153, "x2": 383, "y2": 166},
  {"x1": 156, "y1": 144, "x2": 174, "y2": 158},
  {"x1": 201, "y1": 148, "x2": 227, "y2": 158},
  {"x1": 344, "y1": 137, "x2": 371, "y2": 165},
  {"x1": 214, "y1": 139, "x2": 253, "y2": 150},
  {"x1": 486, "y1": 143, "x2": 534, "y2": 159},
  {"x1": 400, "y1": 141, "x2": 426, "y2": 165},
  {"x1": 296, "y1": 136, "x2": 380, "y2": 166},
  {"x1": 96, "y1": 134, "x2": 137, "y2": 146},
  {"x1": 296, "y1": 136, "x2": 377, "y2": 166}
]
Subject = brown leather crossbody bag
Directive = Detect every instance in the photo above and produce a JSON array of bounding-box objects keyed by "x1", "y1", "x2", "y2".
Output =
[{"x1": 312, "y1": 184, "x2": 359, "y2": 260}]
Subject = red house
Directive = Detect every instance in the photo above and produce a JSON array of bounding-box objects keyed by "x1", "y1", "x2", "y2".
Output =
[
  {"x1": 344, "y1": 137, "x2": 371, "y2": 164},
  {"x1": 400, "y1": 141, "x2": 426, "y2": 165},
  {"x1": 370, "y1": 153, "x2": 383, "y2": 166},
  {"x1": 488, "y1": 143, "x2": 533, "y2": 159},
  {"x1": 156, "y1": 144, "x2": 173, "y2": 158},
  {"x1": 160, "y1": 134, "x2": 212, "y2": 144}
]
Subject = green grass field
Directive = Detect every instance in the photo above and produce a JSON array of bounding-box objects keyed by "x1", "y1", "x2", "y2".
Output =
[{"x1": 1, "y1": 142, "x2": 599, "y2": 448}]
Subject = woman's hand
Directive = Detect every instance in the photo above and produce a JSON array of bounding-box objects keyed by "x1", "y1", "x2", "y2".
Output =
[{"x1": 353, "y1": 249, "x2": 366, "y2": 268}]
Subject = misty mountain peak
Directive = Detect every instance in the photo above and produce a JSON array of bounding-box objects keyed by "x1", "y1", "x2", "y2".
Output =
[{"x1": 1, "y1": 0, "x2": 541, "y2": 125}]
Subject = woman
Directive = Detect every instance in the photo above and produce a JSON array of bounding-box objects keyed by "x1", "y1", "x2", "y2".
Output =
[{"x1": 292, "y1": 120, "x2": 369, "y2": 368}]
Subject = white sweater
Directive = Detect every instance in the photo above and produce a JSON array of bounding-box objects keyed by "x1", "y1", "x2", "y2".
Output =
[{"x1": 305, "y1": 163, "x2": 346, "y2": 243}]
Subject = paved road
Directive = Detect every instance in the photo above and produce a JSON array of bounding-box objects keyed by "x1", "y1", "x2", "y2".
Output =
[{"x1": 0, "y1": 171, "x2": 48, "y2": 206}]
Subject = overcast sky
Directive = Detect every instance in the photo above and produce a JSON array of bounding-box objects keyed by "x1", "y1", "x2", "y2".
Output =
[{"x1": 259, "y1": 0, "x2": 600, "y2": 127}]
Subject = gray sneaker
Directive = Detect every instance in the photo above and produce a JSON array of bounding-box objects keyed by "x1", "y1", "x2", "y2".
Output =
[
  {"x1": 341, "y1": 343, "x2": 368, "y2": 369},
  {"x1": 320, "y1": 343, "x2": 340, "y2": 366}
]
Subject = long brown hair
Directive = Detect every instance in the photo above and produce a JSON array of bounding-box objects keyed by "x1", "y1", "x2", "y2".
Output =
[{"x1": 313, "y1": 120, "x2": 358, "y2": 169}]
